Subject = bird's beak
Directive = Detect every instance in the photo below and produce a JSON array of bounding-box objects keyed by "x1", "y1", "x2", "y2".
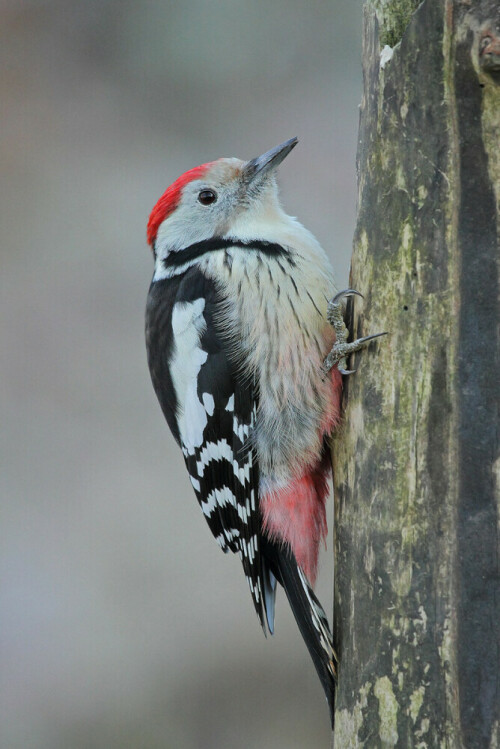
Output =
[{"x1": 242, "y1": 137, "x2": 298, "y2": 184}]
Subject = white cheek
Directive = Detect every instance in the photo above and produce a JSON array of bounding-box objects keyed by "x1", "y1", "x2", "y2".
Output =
[
  {"x1": 153, "y1": 199, "x2": 222, "y2": 280},
  {"x1": 170, "y1": 299, "x2": 209, "y2": 454}
]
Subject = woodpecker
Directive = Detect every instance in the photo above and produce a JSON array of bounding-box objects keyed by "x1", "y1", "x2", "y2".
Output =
[{"x1": 144, "y1": 138, "x2": 382, "y2": 726}]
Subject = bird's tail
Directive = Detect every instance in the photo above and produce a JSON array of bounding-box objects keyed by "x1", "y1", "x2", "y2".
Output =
[{"x1": 261, "y1": 537, "x2": 337, "y2": 727}]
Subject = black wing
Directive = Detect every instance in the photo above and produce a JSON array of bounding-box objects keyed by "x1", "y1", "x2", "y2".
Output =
[{"x1": 146, "y1": 267, "x2": 270, "y2": 630}]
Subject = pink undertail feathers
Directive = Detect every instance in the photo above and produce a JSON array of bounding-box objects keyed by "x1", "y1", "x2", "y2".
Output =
[{"x1": 261, "y1": 368, "x2": 342, "y2": 584}]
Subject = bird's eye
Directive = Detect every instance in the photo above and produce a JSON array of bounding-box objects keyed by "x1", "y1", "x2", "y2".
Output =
[{"x1": 198, "y1": 189, "x2": 217, "y2": 206}]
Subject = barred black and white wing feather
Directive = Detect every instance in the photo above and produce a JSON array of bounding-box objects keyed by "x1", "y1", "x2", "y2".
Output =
[{"x1": 146, "y1": 267, "x2": 270, "y2": 630}]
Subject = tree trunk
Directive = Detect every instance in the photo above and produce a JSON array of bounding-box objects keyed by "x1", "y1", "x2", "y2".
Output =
[{"x1": 332, "y1": 1, "x2": 500, "y2": 746}]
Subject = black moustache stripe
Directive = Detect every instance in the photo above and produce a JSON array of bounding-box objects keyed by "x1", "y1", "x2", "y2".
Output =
[{"x1": 163, "y1": 237, "x2": 287, "y2": 268}]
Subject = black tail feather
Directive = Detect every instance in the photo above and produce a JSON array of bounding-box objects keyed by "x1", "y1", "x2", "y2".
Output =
[{"x1": 261, "y1": 537, "x2": 337, "y2": 727}]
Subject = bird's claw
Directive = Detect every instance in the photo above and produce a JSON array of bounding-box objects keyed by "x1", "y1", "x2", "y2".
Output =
[
  {"x1": 329, "y1": 288, "x2": 363, "y2": 305},
  {"x1": 324, "y1": 288, "x2": 387, "y2": 374}
]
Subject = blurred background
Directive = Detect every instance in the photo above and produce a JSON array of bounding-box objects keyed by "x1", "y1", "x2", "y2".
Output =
[{"x1": 1, "y1": 1, "x2": 364, "y2": 747}]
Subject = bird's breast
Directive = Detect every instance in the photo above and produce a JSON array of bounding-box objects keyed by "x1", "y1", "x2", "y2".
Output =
[{"x1": 205, "y1": 243, "x2": 339, "y2": 480}]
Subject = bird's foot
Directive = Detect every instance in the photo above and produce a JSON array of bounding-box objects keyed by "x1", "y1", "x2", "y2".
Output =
[{"x1": 324, "y1": 289, "x2": 387, "y2": 375}]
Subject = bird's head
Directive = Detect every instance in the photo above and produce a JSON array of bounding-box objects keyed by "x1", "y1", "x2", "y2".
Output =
[{"x1": 147, "y1": 137, "x2": 298, "y2": 259}]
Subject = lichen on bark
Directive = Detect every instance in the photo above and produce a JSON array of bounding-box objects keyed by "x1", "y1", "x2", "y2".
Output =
[
  {"x1": 370, "y1": 0, "x2": 422, "y2": 47},
  {"x1": 332, "y1": 0, "x2": 500, "y2": 746}
]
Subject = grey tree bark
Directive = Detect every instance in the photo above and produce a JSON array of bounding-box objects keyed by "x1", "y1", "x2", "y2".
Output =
[{"x1": 331, "y1": 1, "x2": 500, "y2": 746}]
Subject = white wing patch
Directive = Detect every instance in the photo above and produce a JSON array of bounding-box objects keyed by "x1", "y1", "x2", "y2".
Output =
[
  {"x1": 202, "y1": 392, "x2": 215, "y2": 415},
  {"x1": 168, "y1": 293, "x2": 265, "y2": 626},
  {"x1": 170, "y1": 299, "x2": 210, "y2": 455},
  {"x1": 196, "y1": 439, "x2": 232, "y2": 474},
  {"x1": 201, "y1": 487, "x2": 237, "y2": 517},
  {"x1": 195, "y1": 438, "x2": 251, "y2": 487},
  {"x1": 189, "y1": 475, "x2": 201, "y2": 492}
]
